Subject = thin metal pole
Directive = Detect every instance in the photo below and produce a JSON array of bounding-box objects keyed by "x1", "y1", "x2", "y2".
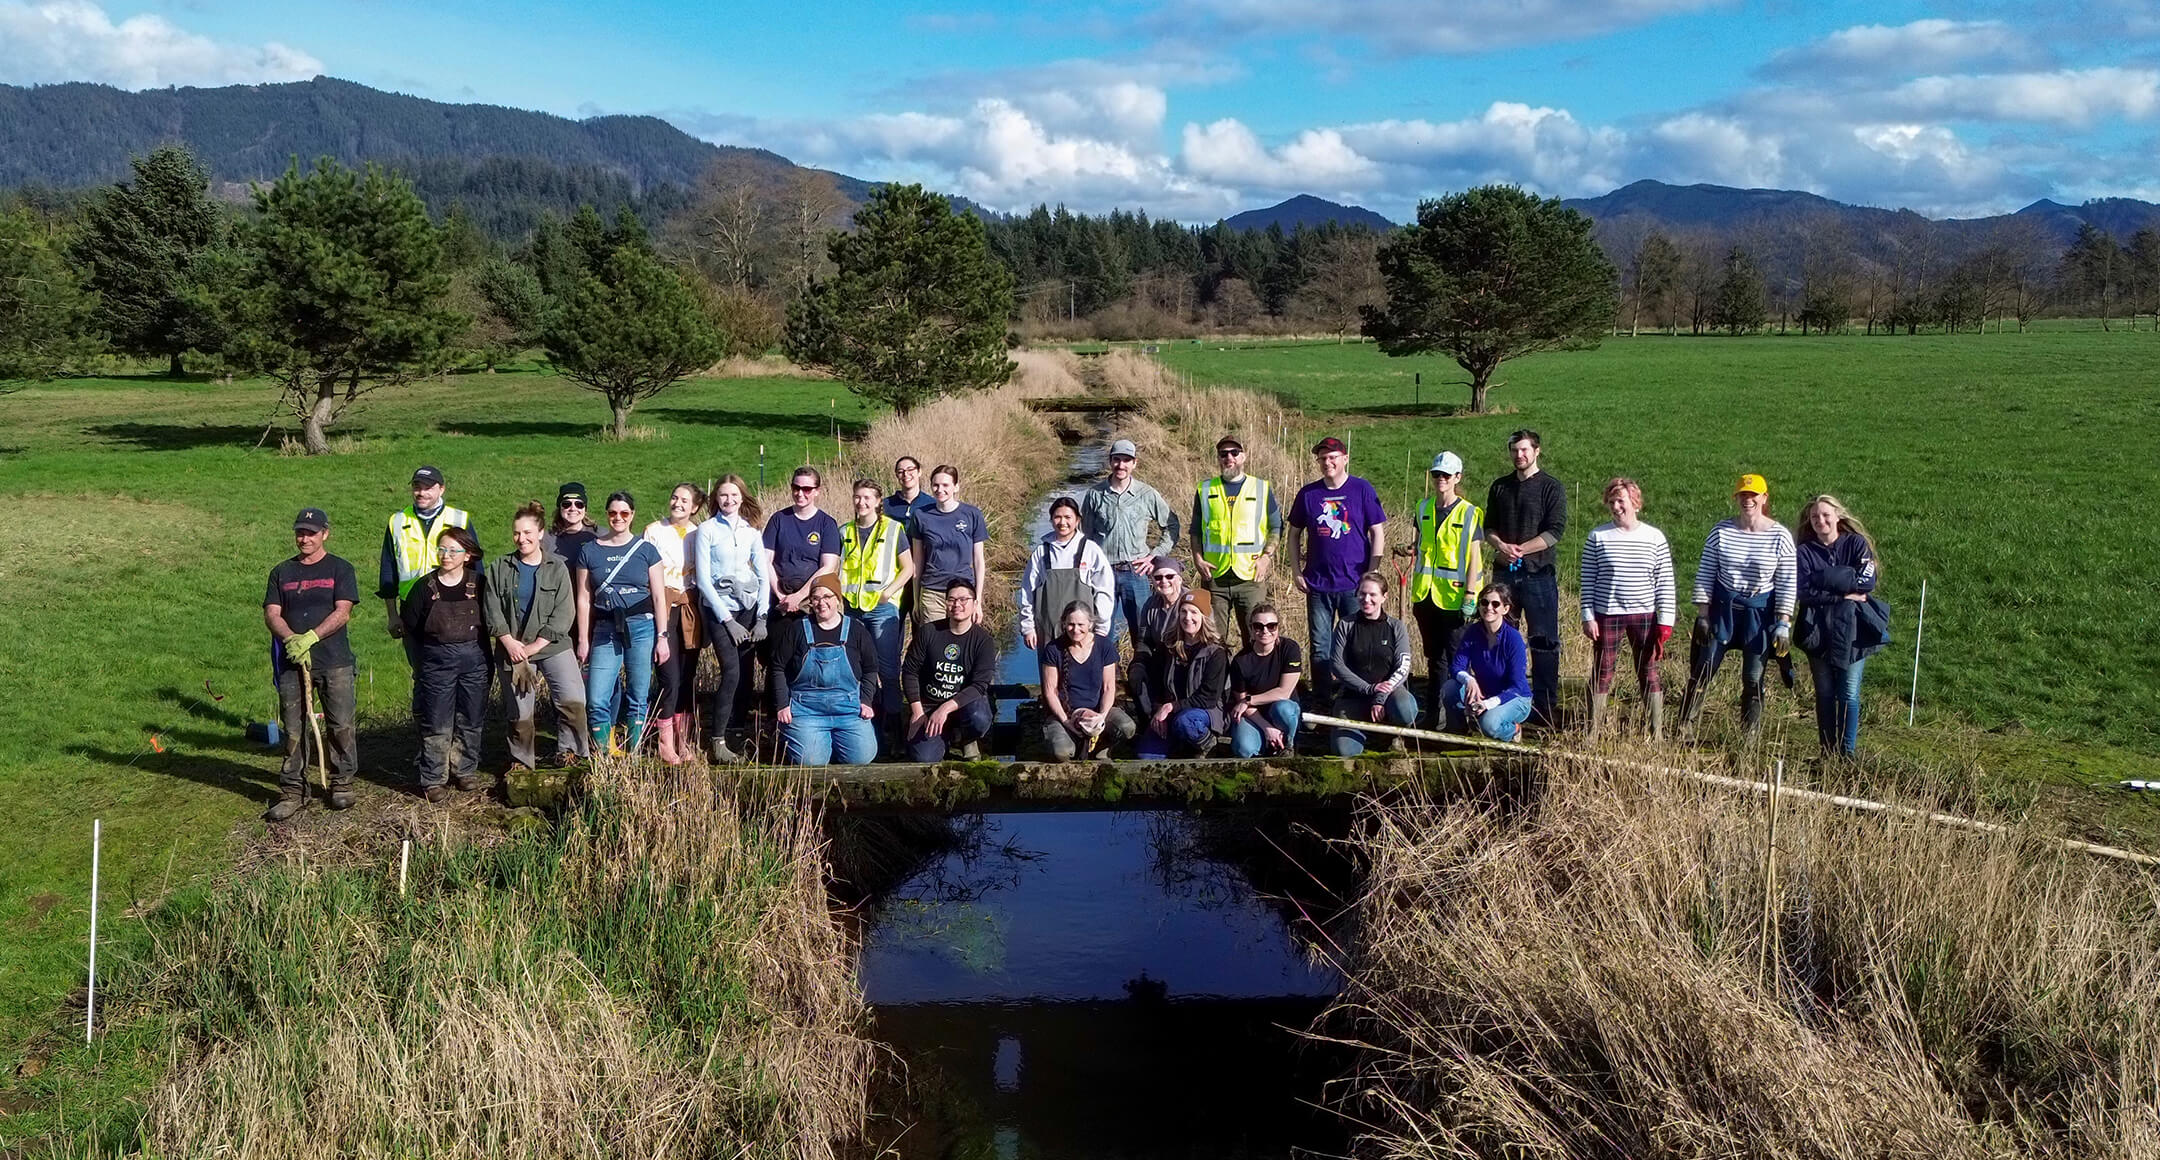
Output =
[
  {"x1": 399, "y1": 838, "x2": 411, "y2": 897},
  {"x1": 1908, "y1": 578, "x2": 1928, "y2": 726},
  {"x1": 87, "y1": 819, "x2": 101, "y2": 1043}
]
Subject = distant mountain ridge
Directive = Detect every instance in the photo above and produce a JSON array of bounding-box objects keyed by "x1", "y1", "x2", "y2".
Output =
[
  {"x1": 1225, "y1": 194, "x2": 1394, "y2": 232},
  {"x1": 1561, "y1": 179, "x2": 2160, "y2": 249}
]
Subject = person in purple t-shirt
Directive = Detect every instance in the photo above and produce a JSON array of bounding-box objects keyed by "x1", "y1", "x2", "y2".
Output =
[{"x1": 1286, "y1": 436, "x2": 1387, "y2": 702}]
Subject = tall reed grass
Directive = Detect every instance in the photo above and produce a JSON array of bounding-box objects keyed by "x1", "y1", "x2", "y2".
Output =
[
  {"x1": 1331, "y1": 746, "x2": 2160, "y2": 1157},
  {"x1": 119, "y1": 761, "x2": 869, "y2": 1159}
]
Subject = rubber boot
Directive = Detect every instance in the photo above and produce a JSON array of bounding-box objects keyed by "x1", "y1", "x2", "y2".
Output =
[
  {"x1": 263, "y1": 793, "x2": 305, "y2": 823},
  {"x1": 624, "y1": 716, "x2": 648, "y2": 755},
  {"x1": 654, "y1": 716, "x2": 681, "y2": 765},
  {"x1": 709, "y1": 733, "x2": 741, "y2": 764},
  {"x1": 1587, "y1": 692, "x2": 1609, "y2": 740},
  {"x1": 1740, "y1": 678, "x2": 1764, "y2": 739},
  {"x1": 1647, "y1": 692, "x2": 1665, "y2": 742}
]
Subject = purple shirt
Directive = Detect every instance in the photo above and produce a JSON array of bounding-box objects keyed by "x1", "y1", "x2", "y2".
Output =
[{"x1": 1288, "y1": 475, "x2": 1386, "y2": 593}]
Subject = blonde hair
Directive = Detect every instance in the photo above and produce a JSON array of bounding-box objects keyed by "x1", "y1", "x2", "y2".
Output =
[{"x1": 1797, "y1": 493, "x2": 1878, "y2": 560}]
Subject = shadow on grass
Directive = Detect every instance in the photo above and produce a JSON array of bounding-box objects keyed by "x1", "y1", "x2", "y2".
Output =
[
  {"x1": 1330, "y1": 401, "x2": 1491, "y2": 420},
  {"x1": 64, "y1": 744, "x2": 281, "y2": 804},
  {"x1": 85, "y1": 422, "x2": 275, "y2": 451},
  {"x1": 645, "y1": 405, "x2": 869, "y2": 439},
  {"x1": 0, "y1": 445, "x2": 24, "y2": 457},
  {"x1": 435, "y1": 419, "x2": 594, "y2": 439},
  {"x1": 155, "y1": 685, "x2": 246, "y2": 729}
]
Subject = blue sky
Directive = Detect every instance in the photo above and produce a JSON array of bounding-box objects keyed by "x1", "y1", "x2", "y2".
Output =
[{"x1": 4, "y1": 0, "x2": 2157, "y2": 220}]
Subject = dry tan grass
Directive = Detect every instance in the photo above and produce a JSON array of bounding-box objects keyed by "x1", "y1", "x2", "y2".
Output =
[
  {"x1": 136, "y1": 761, "x2": 871, "y2": 1159},
  {"x1": 703, "y1": 353, "x2": 831, "y2": 380},
  {"x1": 1331, "y1": 747, "x2": 2160, "y2": 1158}
]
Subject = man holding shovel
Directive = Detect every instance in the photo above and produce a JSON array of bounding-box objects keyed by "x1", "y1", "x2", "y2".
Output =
[{"x1": 264, "y1": 507, "x2": 360, "y2": 821}]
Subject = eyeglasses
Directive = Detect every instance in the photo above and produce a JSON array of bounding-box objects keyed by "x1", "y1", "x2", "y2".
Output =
[
  {"x1": 560, "y1": 499, "x2": 584, "y2": 509},
  {"x1": 438, "y1": 545, "x2": 468, "y2": 556},
  {"x1": 1251, "y1": 621, "x2": 1280, "y2": 632}
]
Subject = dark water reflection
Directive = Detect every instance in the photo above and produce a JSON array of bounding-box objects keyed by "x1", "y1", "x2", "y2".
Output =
[{"x1": 841, "y1": 809, "x2": 1355, "y2": 1160}]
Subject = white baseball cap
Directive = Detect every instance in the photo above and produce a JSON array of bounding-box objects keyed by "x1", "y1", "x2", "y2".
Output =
[{"x1": 1429, "y1": 451, "x2": 1464, "y2": 475}]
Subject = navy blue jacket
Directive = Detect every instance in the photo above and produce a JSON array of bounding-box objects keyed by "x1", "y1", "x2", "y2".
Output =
[{"x1": 1796, "y1": 535, "x2": 1887, "y2": 666}]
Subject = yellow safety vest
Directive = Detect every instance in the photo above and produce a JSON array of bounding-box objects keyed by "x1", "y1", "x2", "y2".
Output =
[
  {"x1": 839, "y1": 515, "x2": 904, "y2": 611},
  {"x1": 1198, "y1": 476, "x2": 1270, "y2": 581},
  {"x1": 1411, "y1": 497, "x2": 1479, "y2": 610},
  {"x1": 388, "y1": 505, "x2": 470, "y2": 598}
]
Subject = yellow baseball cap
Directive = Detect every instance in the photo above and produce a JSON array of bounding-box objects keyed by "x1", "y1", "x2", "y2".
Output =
[{"x1": 1734, "y1": 473, "x2": 1768, "y2": 496}]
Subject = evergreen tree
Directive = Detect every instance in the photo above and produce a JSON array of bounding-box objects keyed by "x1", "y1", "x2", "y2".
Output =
[
  {"x1": 1711, "y1": 246, "x2": 1767, "y2": 335},
  {"x1": 0, "y1": 208, "x2": 96, "y2": 387},
  {"x1": 785, "y1": 184, "x2": 1015, "y2": 416},
  {"x1": 1362, "y1": 185, "x2": 1615, "y2": 413},
  {"x1": 218, "y1": 159, "x2": 463, "y2": 454},
  {"x1": 2058, "y1": 223, "x2": 2119, "y2": 330},
  {"x1": 543, "y1": 242, "x2": 725, "y2": 438},
  {"x1": 68, "y1": 146, "x2": 225, "y2": 375}
]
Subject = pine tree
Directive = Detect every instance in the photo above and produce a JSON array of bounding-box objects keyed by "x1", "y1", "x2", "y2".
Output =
[
  {"x1": 785, "y1": 184, "x2": 1015, "y2": 416},
  {"x1": 217, "y1": 159, "x2": 463, "y2": 454},
  {"x1": 1712, "y1": 246, "x2": 1768, "y2": 335},
  {"x1": 543, "y1": 242, "x2": 725, "y2": 438},
  {"x1": 0, "y1": 208, "x2": 95, "y2": 387},
  {"x1": 68, "y1": 146, "x2": 225, "y2": 375}
]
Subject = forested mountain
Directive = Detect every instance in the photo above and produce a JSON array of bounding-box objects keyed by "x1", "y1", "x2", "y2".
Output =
[
  {"x1": 1226, "y1": 195, "x2": 1394, "y2": 232},
  {"x1": 1563, "y1": 179, "x2": 2160, "y2": 251}
]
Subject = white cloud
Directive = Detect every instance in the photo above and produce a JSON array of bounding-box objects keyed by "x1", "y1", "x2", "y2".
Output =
[
  {"x1": 0, "y1": 0, "x2": 321, "y2": 88},
  {"x1": 1886, "y1": 67, "x2": 2160, "y2": 128},
  {"x1": 1760, "y1": 20, "x2": 2043, "y2": 79},
  {"x1": 1181, "y1": 119, "x2": 1377, "y2": 190},
  {"x1": 1166, "y1": 0, "x2": 1729, "y2": 55},
  {"x1": 1644, "y1": 113, "x2": 1786, "y2": 189},
  {"x1": 1337, "y1": 103, "x2": 1628, "y2": 196}
]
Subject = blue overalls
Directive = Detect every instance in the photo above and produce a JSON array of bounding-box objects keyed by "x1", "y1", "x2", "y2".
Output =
[{"x1": 785, "y1": 617, "x2": 878, "y2": 766}]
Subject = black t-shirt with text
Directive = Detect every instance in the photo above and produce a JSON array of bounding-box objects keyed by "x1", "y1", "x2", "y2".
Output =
[
  {"x1": 265, "y1": 554, "x2": 361, "y2": 668},
  {"x1": 1230, "y1": 637, "x2": 1303, "y2": 701}
]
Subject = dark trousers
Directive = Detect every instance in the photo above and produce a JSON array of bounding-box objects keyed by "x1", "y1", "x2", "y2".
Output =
[
  {"x1": 653, "y1": 617, "x2": 698, "y2": 719},
  {"x1": 1200, "y1": 572, "x2": 1266, "y2": 650},
  {"x1": 276, "y1": 663, "x2": 358, "y2": 796},
  {"x1": 906, "y1": 698, "x2": 993, "y2": 762},
  {"x1": 1505, "y1": 569, "x2": 1561, "y2": 725},
  {"x1": 415, "y1": 640, "x2": 490, "y2": 787},
  {"x1": 1410, "y1": 599, "x2": 1467, "y2": 723},
  {"x1": 709, "y1": 607, "x2": 757, "y2": 741}
]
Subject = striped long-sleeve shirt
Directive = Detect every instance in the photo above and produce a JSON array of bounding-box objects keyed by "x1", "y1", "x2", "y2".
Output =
[
  {"x1": 1579, "y1": 521, "x2": 1677, "y2": 625},
  {"x1": 1692, "y1": 519, "x2": 1797, "y2": 617}
]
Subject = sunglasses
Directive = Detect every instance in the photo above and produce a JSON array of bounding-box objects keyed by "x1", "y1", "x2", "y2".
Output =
[
  {"x1": 1152, "y1": 574, "x2": 1178, "y2": 583},
  {"x1": 606, "y1": 509, "x2": 633, "y2": 518},
  {"x1": 560, "y1": 499, "x2": 585, "y2": 509},
  {"x1": 792, "y1": 484, "x2": 818, "y2": 494},
  {"x1": 1479, "y1": 599, "x2": 1507, "y2": 608},
  {"x1": 1217, "y1": 448, "x2": 1242, "y2": 457},
  {"x1": 1251, "y1": 621, "x2": 1280, "y2": 631}
]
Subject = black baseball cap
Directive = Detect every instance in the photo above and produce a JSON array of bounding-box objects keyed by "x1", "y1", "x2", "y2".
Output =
[
  {"x1": 557, "y1": 481, "x2": 588, "y2": 504},
  {"x1": 293, "y1": 507, "x2": 330, "y2": 532},
  {"x1": 411, "y1": 465, "x2": 445, "y2": 486},
  {"x1": 1216, "y1": 435, "x2": 1244, "y2": 452}
]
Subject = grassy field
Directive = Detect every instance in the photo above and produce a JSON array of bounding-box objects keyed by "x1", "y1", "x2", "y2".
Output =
[{"x1": 0, "y1": 363, "x2": 869, "y2": 1136}]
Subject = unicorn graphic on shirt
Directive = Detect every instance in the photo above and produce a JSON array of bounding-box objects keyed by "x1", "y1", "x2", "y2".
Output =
[{"x1": 1316, "y1": 498, "x2": 1351, "y2": 540}]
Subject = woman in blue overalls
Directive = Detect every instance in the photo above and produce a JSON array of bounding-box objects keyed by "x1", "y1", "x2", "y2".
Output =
[{"x1": 770, "y1": 574, "x2": 882, "y2": 765}]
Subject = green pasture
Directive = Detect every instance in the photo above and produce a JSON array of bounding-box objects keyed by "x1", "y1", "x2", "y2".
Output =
[
  {"x1": 0, "y1": 364, "x2": 864, "y2": 1127},
  {"x1": 1155, "y1": 330, "x2": 2160, "y2": 766}
]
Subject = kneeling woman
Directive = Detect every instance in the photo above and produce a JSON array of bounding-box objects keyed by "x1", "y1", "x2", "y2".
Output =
[
  {"x1": 401, "y1": 526, "x2": 491, "y2": 800},
  {"x1": 1443, "y1": 583, "x2": 1533, "y2": 741},
  {"x1": 1040, "y1": 601, "x2": 1136, "y2": 760},
  {"x1": 1329, "y1": 572, "x2": 1417, "y2": 756},
  {"x1": 771, "y1": 575, "x2": 881, "y2": 765},
  {"x1": 1137, "y1": 592, "x2": 1228, "y2": 758}
]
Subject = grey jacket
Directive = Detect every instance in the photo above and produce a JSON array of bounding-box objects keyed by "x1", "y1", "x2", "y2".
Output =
[{"x1": 483, "y1": 555, "x2": 576, "y2": 661}]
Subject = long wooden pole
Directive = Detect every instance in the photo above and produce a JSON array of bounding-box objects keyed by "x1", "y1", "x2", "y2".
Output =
[
  {"x1": 1298, "y1": 711, "x2": 2160, "y2": 868},
  {"x1": 86, "y1": 819, "x2": 101, "y2": 1043}
]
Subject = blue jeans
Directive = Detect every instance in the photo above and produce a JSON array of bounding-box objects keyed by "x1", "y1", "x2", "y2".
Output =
[
  {"x1": 1440, "y1": 677, "x2": 1533, "y2": 742},
  {"x1": 1230, "y1": 699, "x2": 1301, "y2": 757},
  {"x1": 907, "y1": 698, "x2": 993, "y2": 762},
  {"x1": 1304, "y1": 587, "x2": 1361, "y2": 701},
  {"x1": 1808, "y1": 654, "x2": 1866, "y2": 755},
  {"x1": 1110, "y1": 568, "x2": 1151, "y2": 650},
  {"x1": 585, "y1": 612, "x2": 655, "y2": 751},
  {"x1": 785, "y1": 711, "x2": 879, "y2": 766},
  {"x1": 852, "y1": 601, "x2": 905, "y2": 718},
  {"x1": 1136, "y1": 707, "x2": 1220, "y2": 758},
  {"x1": 1329, "y1": 687, "x2": 1417, "y2": 756}
]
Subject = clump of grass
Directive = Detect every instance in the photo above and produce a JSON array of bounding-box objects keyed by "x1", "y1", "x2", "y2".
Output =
[
  {"x1": 116, "y1": 760, "x2": 870, "y2": 1159},
  {"x1": 1331, "y1": 746, "x2": 2160, "y2": 1157},
  {"x1": 594, "y1": 424, "x2": 669, "y2": 442}
]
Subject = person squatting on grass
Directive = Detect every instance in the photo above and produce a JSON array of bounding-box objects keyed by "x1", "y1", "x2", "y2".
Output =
[
  {"x1": 1039, "y1": 602, "x2": 1137, "y2": 760},
  {"x1": 381, "y1": 464, "x2": 473, "y2": 721},
  {"x1": 1443, "y1": 583, "x2": 1534, "y2": 742},
  {"x1": 1401, "y1": 450, "x2": 1482, "y2": 728},
  {"x1": 576, "y1": 491, "x2": 671, "y2": 755},
  {"x1": 1795, "y1": 494, "x2": 1887, "y2": 756},
  {"x1": 902, "y1": 581, "x2": 997, "y2": 762},
  {"x1": 1228, "y1": 603, "x2": 1303, "y2": 758},
  {"x1": 1288, "y1": 436, "x2": 1387, "y2": 706},
  {"x1": 694, "y1": 474, "x2": 767, "y2": 764},
  {"x1": 842, "y1": 478, "x2": 917, "y2": 753},
  {"x1": 1484, "y1": 430, "x2": 1566, "y2": 729},
  {"x1": 1329, "y1": 572, "x2": 1417, "y2": 756},
  {"x1": 1679, "y1": 473, "x2": 1798, "y2": 740},
  {"x1": 1579, "y1": 477, "x2": 1677, "y2": 740},
  {"x1": 1081, "y1": 438, "x2": 1180, "y2": 650},
  {"x1": 1192, "y1": 433, "x2": 1280, "y2": 650},
  {"x1": 1018, "y1": 495, "x2": 1114, "y2": 652},
  {"x1": 485, "y1": 503, "x2": 586, "y2": 771},
  {"x1": 770, "y1": 574, "x2": 881, "y2": 766},
  {"x1": 400, "y1": 526, "x2": 491, "y2": 801},
  {"x1": 1137, "y1": 590, "x2": 1230, "y2": 758},
  {"x1": 643, "y1": 482, "x2": 705, "y2": 765},
  {"x1": 910, "y1": 464, "x2": 989, "y2": 627},
  {"x1": 262, "y1": 507, "x2": 360, "y2": 821}
]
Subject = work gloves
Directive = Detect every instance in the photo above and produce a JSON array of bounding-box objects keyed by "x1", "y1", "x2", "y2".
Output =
[
  {"x1": 750, "y1": 617, "x2": 769, "y2": 643},
  {"x1": 722, "y1": 618, "x2": 750, "y2": 647},
  {"x1": 1656, "y1": 623, "x2": 1674, "y2": 646},
  {"x1": 1772, "y1": 622, "x2": 1792, "y2": 655},
  {"x1": 509, "y1": 660, "x2": 541, "y2": 695},
  {"x1": 284, "y1": 630, "x2": 319, "y2": 666}
]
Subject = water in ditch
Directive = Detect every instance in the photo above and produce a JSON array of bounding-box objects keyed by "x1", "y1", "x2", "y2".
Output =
[{"x1": 835, "y1": 807, "x2": 1357, "y2": 1160}]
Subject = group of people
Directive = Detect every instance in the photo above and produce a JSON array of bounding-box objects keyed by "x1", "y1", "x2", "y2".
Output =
[{"x1": 257, "y1": 431, "x2": 1886, "y2": 818}]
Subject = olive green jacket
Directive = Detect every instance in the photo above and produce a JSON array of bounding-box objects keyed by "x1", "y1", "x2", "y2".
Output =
[{"x1": 482, "y1": 555, "x2": 576, "y2": 661}]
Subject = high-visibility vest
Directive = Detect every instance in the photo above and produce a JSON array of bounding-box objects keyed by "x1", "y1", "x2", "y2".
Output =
[
  {"x1": 388, "y1": 505, "x2": 470, "y2": 598},
  {"x1": 839, "y1": 515, "x2": 905, "y2": 611},
  {"x1": 1411, "y1": 497, "x2": 1480, "y2": 610},
  {"x1": 1197, "y1": 476, "x2": 1271, "y2": 581}
]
